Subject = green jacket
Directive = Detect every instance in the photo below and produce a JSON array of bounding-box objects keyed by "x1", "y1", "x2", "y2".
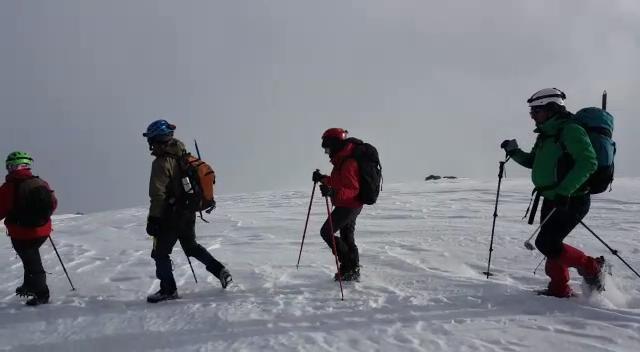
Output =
[
  {"x1": 148, "y1": 138, "x2": 187, "y2": 218},
  {"x1": 511, "y1": 114, "x2": 597, "y2": 199}
]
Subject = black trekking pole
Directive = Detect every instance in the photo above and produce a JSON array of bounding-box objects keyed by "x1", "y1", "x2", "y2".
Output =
[
  {"x1": 579, "y1": 221, "x2": 640, "y2": 279},
  {"x1": 533, "y1": 256, "x2": 545, "y2": 276},
  {"x1": 484, "y1": 155, "x2": 510, "y2": 278},
  {"x1": 325, "y1": 195, "x2": 344, "y2": 301},
  {"x1": 296, "y1": 176, "x2": 318, "y2": 269},
  {"x1": 186, "y1": 256, "x2": 198, "y2": 283},
  {"x1": 602, "y1": 90, "x2": 607, "y2": 111},
  {"x1": 48, "y1": 237, "x2": 75, "y2": 291}
]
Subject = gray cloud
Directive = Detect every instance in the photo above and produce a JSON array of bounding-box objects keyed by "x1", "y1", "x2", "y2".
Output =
[{"x1": 1, "y1": 0, "x2": 638, "y2": 213}]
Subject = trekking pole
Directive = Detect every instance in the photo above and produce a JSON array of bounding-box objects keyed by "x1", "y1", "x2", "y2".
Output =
[
  {"x1": 533, "y1": 256, "x2": 545, "y2": 276},
  {"x1": 325, "y1": 195, "x2": 344, "y2": 301},
  {"x1": 524, "y1": 208, "x2": 557, "y2": 251},
  {"x1": 296, "y1": 177, "x2": 318, "y2": 269},
  {"x1": 484, "y1": 155, "x2": 510, "y2": 278},
  {"x1": 602, "y1": 90, "x2": 607, "y2": 111},
  {"x1": 186, "y1": 256, "x2": 198, "y2": 283},
  {"x1": 194, "y1": 139, "x2": 202, "y2": 158},
  {"x1": 48, "y1": 237, "x2": 75, "y2": 291},
  {"x1": 579, "y1": 220, "x2": 640, "y2": 279}
]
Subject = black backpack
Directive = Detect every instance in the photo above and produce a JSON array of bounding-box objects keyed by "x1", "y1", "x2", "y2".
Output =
[
  {"x1": 8, "y1": 177, "x2": 55, "y2": 228},
  {"x1": 346, "y1": 138, "x2": 382, "y2": 205}
]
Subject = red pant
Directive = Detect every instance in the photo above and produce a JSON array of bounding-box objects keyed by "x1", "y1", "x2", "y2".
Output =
[{"x1": 545, "y1": 243, "x2": 601, "y2": 296}]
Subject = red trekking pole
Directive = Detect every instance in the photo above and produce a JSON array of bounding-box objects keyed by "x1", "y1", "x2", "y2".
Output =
[
  {"x1": 325, "y1": 195, "x2": 344, "y2": 301},
  {"x1": 296, "y1": 180, "x2": 317, "y2": 269}
]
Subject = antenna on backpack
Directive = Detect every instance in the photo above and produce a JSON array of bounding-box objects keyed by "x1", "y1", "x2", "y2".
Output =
[
  {"x1": 194, "y1": 139, "x2": 202, "y2": 159},
  {"x1": 602, "y1": 90, "x2": 607, "y2": 111}
]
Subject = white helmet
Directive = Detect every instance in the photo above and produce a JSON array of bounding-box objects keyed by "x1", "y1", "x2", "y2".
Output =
[{"x1": 527, "y1": 88, "x2": 566, "y2": 107}]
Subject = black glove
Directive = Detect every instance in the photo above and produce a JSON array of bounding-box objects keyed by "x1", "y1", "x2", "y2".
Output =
[
  {"x1": 312, "y1": 170, "x2": 327, "y2": 183},
  {"x1": 319, "y1": 184, "x2": 335, "y2": 198},
  {"x1": 146, "y1": 216, "x2": 162, "y2": 237},
  {"x1": 500, "y1": 139, "x2": 519, "y2": 155},
  {"x1": 553, "y1": 194, "x2": 570, "y2": 211}
]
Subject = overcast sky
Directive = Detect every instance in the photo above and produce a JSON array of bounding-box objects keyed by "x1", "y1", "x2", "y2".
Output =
[{"x1": 1, "y1": 0, "x2": 639, "y2": 213}]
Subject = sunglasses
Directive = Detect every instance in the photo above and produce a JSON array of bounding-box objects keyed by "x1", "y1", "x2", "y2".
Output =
[{"x1": 529, "y1": 108, "x2": 546, "y2": 116}]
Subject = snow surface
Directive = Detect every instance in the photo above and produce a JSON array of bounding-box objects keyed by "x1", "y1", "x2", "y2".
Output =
[{"x1": 1, "y1": 178, "x2": 640, "y2": 352}]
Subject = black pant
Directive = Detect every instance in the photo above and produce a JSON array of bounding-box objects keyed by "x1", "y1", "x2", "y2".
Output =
[
  {"x1": 320, "y1": 206, "x2": 362, "y2": 271},
  {"x1": 535, "y1": 195, "x2": 590, "y2": 259},
  {"x1": 12, "y1": 237, "x2": 49, "y2": 295},
  {"x1": 151, "y1": 210, "x2": 225, "y2": 293}
]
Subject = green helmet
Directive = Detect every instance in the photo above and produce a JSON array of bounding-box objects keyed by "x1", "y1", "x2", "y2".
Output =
[{"x1": 6, "y1": 151, "x2": 33, "y2": 168}]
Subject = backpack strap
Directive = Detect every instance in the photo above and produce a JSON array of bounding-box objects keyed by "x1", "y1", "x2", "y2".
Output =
[{"x1": 554, "y1": 121, "x2": 597, "y2": 194}]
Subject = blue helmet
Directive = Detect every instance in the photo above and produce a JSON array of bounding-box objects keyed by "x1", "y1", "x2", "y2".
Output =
[{"x1": 143, "y1": 119, "x2": 176, "y2": 142}]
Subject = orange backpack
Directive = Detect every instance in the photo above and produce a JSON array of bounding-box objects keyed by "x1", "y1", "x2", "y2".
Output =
[{"x1": 178, "y1": 153, "x2": 216, "y2": 214}]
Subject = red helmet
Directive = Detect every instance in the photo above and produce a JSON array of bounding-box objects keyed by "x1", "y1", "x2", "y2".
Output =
[{"x1": 322, "y1": 128, "x2": 348, "y2": 140}]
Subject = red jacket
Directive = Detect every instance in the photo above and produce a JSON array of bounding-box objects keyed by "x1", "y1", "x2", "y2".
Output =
[
  {"x1": 324, "y1": 143, "x2": 363, "y2": 209},
  {"x1": 0, "y1": 169, "x2": 57, "y2": 240}
]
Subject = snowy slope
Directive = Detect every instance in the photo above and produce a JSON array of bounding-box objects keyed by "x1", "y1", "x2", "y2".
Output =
[{"x1": 1, "y1": 178, "x2": 640, "y2": 352}]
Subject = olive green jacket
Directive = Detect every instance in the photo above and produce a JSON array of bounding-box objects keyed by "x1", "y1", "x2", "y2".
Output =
[
  {"x1": 148, "y1": 138, "x2": 187, "y2": 218},
  {"x1": 511, "y1": 114, "x2": 597, "y2": 199}
]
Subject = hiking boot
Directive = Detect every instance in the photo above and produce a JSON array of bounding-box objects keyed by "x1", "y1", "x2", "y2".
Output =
[
  {"x1": 333, "y1": 264, "x2": 349, "y2": 281},
  {"x1": 335, "y1": 266, "x2": 360, "y2": 281},
  {"x1": 343, "y1": 267, "x2": 360, "y2": 281},
  {"x1": 15, "y1": 284, "x2": 31, "y2": 297},
  {"x1": 219, "y1": 268, "x2": 232, "y2": 289},
  {"x1": 583, "y1": 256, "x2": 606, "y2": 292},
  {"x1": 536, "y1": 288, "x2": 576, "y2": 298},
  {"x1": 25, "y1": 292, "x2": 50, "y2": 306},
  {"x1": 146, "y1": 289, "x2": 179, "y2": 303}
]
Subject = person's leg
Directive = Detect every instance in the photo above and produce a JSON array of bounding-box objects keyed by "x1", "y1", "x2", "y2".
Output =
[
  {"x1": 536, "y1": 195, "x2": 595, "y2": 296},
  {"x1": 151, "y1": 226, "x2": 179, "y2": 293},
  {"x1": 320, "y1": 207, "x2": 361, "y2": 275},
  {"x1": 12, "y1": 238, "x2": 49, "y2": 298},
  {"x1": 338, "y1": 207, "x2": 362, "y2": 272},
  {"x1": 549, "y1": 196, "x2": 602, "y2": 278},
  {"x1": 536, "y1": 199, "x2": 577, "y2": 296},
  {"x1": 177, "y1": 212, "x2": 231, "y2": 288},
  {"x1": 535, "y1": 199, "x2": 580, "y2": 259},
  {"x1": 544, "y1": 258, "x2": 572, "y2": 297}
]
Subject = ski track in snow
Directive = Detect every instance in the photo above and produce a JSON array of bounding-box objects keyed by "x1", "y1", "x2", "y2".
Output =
[{"x1": 1, "y1": 178, "x2": 640, "y2": 351}]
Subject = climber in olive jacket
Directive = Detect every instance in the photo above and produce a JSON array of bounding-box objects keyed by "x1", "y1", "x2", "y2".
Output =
[
  {"x1": 148, "y1": 139, "x2": 185, "y2": 218},
  {"x1": 501, "y1": 88, "x2": 603, "y2": 298},
  {"x1": 143, "y1": 119, "x2": 231, "y2": 304}
]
